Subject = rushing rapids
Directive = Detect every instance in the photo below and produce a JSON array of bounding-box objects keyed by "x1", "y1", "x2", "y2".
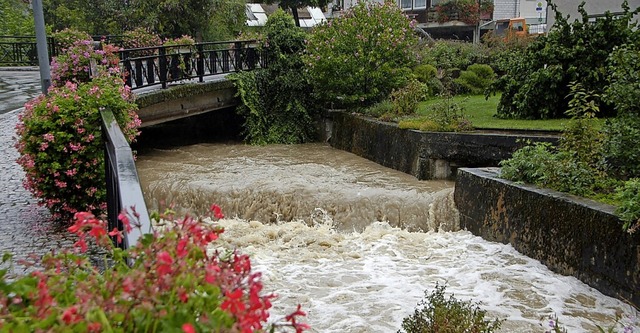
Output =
[{"x1": 136, "y1": 142, "x2": 639, "y2": 332}]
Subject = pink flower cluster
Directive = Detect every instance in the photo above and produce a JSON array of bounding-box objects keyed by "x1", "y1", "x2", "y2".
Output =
[{"x1": 15, "y1": 71, "x2": 140, "y2": 221}]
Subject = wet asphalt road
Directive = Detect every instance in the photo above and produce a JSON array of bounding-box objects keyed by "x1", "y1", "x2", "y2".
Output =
[{"x1": 0, "y1": 69, "x2": 76, "y2": 275}]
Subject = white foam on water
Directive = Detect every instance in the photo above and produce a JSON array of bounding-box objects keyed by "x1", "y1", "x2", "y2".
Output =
[{"x1": 210, "y1": 217, "x2": 639, "y2": 333}]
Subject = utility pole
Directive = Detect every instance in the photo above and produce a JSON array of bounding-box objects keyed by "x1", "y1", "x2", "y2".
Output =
[{"x1": 32, "y1": 0, "x2": 51, "y2": 95}]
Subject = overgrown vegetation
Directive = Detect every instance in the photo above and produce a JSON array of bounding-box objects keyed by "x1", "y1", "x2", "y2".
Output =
[
  {"x1": 489, "y1": 0, "x2": 639, "y2": 119},
  {"x1": 229, "y1": 10, "x2": 318, "y2": 144},
  {"x1": 399, "y1": 284, "x2": 503, "y2": 333},
  {"x1": 497, "y1": 3, "x2": 640, "y2": 232}
]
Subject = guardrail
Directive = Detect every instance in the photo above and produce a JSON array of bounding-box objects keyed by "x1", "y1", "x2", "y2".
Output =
[
  {"x1": 120, "y1": 40, "x2": 267, "y2": 90},
  {"x1": 101, "y1": 109, "x2": 152, "y2": 251},
  {"x1": 0, "y1": 35, "x2": 57, "y2": 66}
]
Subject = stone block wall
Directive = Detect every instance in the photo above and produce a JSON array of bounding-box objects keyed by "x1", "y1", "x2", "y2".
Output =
[{"x1": 454, "y1": 167, "x2": 640, "y2": 308}]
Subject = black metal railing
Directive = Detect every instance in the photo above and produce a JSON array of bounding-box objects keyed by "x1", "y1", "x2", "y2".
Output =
[
  {"x1": 0, "y1": 35, "x2": 57, "y2": 66},
  {"x1": 101, "y1": 109, "x2": 152, "y2": 251},
  {"x1": 119, "y1": 40, "x2": 267, "y2": 90}
]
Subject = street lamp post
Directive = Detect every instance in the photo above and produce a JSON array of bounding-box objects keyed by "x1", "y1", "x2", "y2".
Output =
[{"x1": 32, "y1": 0, "x2": 51, "y2": 95}]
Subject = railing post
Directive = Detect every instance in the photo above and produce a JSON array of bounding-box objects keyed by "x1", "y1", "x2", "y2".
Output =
[
  {"x1": 159, "y1": 46, "x2": 168, "y2": 89},
  {"x1": 134, "y1": 59, "x2": 144, "y2": 87},
  {"x1": 197, "y1": 43, "x2": 204, "y2": 82},
  {"x1": 122, "y1": 50, "x2": 133, "y2": 88},
  {"x1": 146, "y1": 58, "x2": 155, "y2": 84},
  {"x1": 234, "y1": 41, "x2": 242, "y2": 71}
]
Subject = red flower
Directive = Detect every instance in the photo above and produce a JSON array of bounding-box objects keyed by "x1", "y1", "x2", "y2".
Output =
[
  {"x1": 156, "y1": 251, "x2": 173, "y2": 276},
  {"x1": 108, "y1": 227, "x2": 123, "y2": 244},
  {"x1": 61, "y1": 306, "x2": 81, "y2": 324},
  {"x1": 88, "y1": 322, "x2": 102, "y2": 332},
  {"x1": 210, "y1": 204, "x2": 224, "y2": 219},
  {"x1": 221, "y1": 289, "x2": 246, "y2": 315},
  {"x1": 182, "y1": 323, "x2": 196, "y2": 333}
]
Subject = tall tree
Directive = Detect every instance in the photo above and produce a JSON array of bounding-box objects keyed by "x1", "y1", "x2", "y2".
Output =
[{"x1": 0, "y1": 0, "x2": 36, "y2": 35}]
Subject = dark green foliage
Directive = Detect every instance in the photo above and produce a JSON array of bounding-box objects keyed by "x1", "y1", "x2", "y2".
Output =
[
  {"x1": 0, "y1": 0, "x2": 35, "y2": 35},
  {"x1": 601, "y1": 38, "x2": 640, "y2": 179},
  {"x1": 501, "y1": 84, "x2": 607, "y2": 197},
  {"x1": 229, "y1": 10, "x2": 317, "y2": 145},
  {"x1": 390, "y1": 80, "x2": 427, "y2": 116},
  {"x1": 454, "y1": 64, "x2": 495, "y2": 95},
  {"x1": 602, "y1": 116, "x2": 640, "y2": 179},
  {"x1": 398, "y1": 284, "x2": 503, "y2": 333},
  {"x1": 41, "y1": 0, "x2": 246, "y2": 39},
  {"x1": 304, "y1": 1, "x2": 418, "y2": 108},
  {"x1": 615, "y1": 179, "x2": 640, "y2": 233},
  {"x1": 363, "y1": 100, "x2": 395, "y2": 118},
  {"x1": 490, "y1": 0, "x2": 639, "y2": 119},
  {"x1": 420, "y1": 40, "x2": 490, "y2": 71},
  {"x1": 413, "y1": 64, "x2": 444, "y2": 97}
]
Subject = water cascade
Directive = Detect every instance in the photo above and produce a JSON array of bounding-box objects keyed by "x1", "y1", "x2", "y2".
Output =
[{"x1": 136, "y1": 142, "x2": 639, "y2": 332}]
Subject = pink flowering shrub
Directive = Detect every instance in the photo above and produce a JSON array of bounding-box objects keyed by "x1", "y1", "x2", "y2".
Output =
[
  {"x1": 15, "y1": 72, "x2": 140, "y2": 220},
  {"x1": 52, "y1": 28, "x2": 93, "y2": 51},
  {"x1": 122, "y1": 28, "x2": 162, "y2": 57},
  {"x1": 50, "y1": 39, "x2": 121, "y2": 86},
  {"x1": 303, "y1": 0, "x2": 418, "y2": 108},
  {"x1": 0, "y1": 205, "x2": 310, "y2": 332}
]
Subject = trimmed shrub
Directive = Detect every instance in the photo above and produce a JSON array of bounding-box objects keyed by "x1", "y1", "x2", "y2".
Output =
[{"x1": 413, "y1": 64, "x2": 444, "y2": 97}]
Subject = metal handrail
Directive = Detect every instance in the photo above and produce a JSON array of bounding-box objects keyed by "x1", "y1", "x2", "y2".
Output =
[
  {"x1": 101, "y1": 109, "x2": 152, "y2": 250},
  {"x1": 119, "y1": 40, "x2": 267, "y2": 90}
]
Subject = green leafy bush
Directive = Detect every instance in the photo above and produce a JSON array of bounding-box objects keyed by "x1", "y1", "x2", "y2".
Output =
[
  {"x1": 601, "y1": 41, "x2": 640, "y2": 179},
  {"x1": 15, "y1": 72, "x2": 140, "y2": 220},
  {"x1": 615, "y1": 179, "x2": 640, "y2": 233},
  {"x1": 454, "y1": 64, "x2": 495, "y2": 95},
  {"x1": 420, "y1": 40, "x2": 489, "y2": 72},
  {"x1": 229, "y1": 10, "x2": 317, "y2": 144},
  {"x1": 413, "y1": 64, "x2": 444, "y2": 97},
  {"x1": 390, "y1": 80, "x2": 427, "y2": 116},
  {"x1": 501, "y1": 84, "x2": 607, "y2": 197},
  {"x1": 0, "y1": 206, "x2": 309, "y2": 332},
  {"x1": 363, "y1": 100, "x2": 395, "y2": 118},
  {"x1": 616, "y1": 178, "x2": 640, "y2": 233},
  {"x1": 304, "y1": 0, "x2": 418, "y2": 108},
  {"x1": 398, "y1": 284, "x2": 503, "y2": 333},
  {"x1": 490, "y1": 1, "x2": 639, "y2": 119}
]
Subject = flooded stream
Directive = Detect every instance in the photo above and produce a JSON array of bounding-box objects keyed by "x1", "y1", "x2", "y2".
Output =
[{"x1": 136, "y1": 142, "x2": 639, "y2": 332}]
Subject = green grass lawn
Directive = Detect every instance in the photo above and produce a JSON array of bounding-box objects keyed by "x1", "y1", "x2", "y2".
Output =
[{"x1": 414, "y1": 94, "x2": 603, "y2": 131}]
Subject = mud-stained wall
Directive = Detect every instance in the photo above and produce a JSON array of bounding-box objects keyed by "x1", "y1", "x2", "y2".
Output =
[
  {"x1": 454, "y1": 167, "x2": 640, "y2": 308},
  {"x1": 328, "y1": 111, "x2": 559, "y2": 180}
]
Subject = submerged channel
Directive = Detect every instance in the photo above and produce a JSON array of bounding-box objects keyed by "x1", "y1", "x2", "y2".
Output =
[{"x1": 135, "y1": 142, "x2": 639, "y2": 332}]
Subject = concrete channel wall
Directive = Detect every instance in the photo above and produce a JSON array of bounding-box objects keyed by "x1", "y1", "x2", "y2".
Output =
[
  {"x1": 454, "y1": 168, "x2": 640, "y2": 308},
  {"x1": 326, "y1": 111, "x2": 558, "y2": 180},
  {"x1": 327, "y1": 111, "x2": 639, "y2": 308}
]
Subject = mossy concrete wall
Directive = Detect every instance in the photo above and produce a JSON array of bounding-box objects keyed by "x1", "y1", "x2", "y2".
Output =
[
  {"x1": 134, "y1": 79, "x2": 237, "y2": 127},
  {"x1": 454, "y1": 167, "x2": 640, "y2": 308},
  {"x1": 328, "y1": 111, "x2": 558, "y2": 180}
]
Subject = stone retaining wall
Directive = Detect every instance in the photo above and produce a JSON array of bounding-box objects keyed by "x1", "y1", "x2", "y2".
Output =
[
  {"x1": 454, "y1": 167, "x2": 640, "y2": 308},
  {"x1": 327, "y1": 111, "x2": 558, "y2": 180}
]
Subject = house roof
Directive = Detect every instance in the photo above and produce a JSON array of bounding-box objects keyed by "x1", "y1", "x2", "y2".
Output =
[{"x1": 246, "y1": 3, "x2": 327, "y2": 27}]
